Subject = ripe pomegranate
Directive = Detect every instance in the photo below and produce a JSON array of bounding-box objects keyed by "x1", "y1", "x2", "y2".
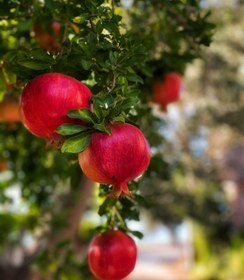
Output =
[
  {"x1": 152, "y1": 72, "x2": 182, "y2": 111},
  {"x1": 0, "y1": 161, "x2": 7, "y2": 171},
  {"x1": 20, "y1": 73, "x2": 92, "y2": 140},
  {"x1": 78, "y1": 123, "x2": 151, "y2": 197},
  {"x1": 0, "y1": 98, "x2": 21, "y2": 123},
  {"x1": 88, "y1": 230, "x2": 137, "y2": 280},
  {"x1": 33, "y1": 21, "x2": 61, "y2": 52},
  {"x1": 51, "y1": 21, "x2": 61, "y2": 35}
]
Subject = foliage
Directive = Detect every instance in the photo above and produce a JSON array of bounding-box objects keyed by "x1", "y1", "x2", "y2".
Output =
[
  {"x1": 193, "y1": 225, "x2": 244, "y2": 280},
  {"x1": 0, "y1": 0, "x2": 219, "y2": 279}
]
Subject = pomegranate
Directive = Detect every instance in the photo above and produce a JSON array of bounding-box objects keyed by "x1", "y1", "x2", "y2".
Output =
[
  {"x1": 78, "y1": 123, "x2": 151, "y2": 197},
  {"x1": 88, "y1": 230, "x2": 137, "y2": 280},
  {"x1": 152, "y1": 72, "x2": 182, "y2": 111},
  {"x1": 0, "y1": 161, "x2": 7, "y2": 171},
  {"x1": 33, "y1": 21, "x2": 61, "y2": 52},
  {"x1": 20, "y1": 73, "x2": 92, "y2": 140},
  {"x1": 0, "y1": 98, "x2": 21, "y2": 123},
  {"x1": 51, "y1": 21, "x2": 61, "y2": 35}
]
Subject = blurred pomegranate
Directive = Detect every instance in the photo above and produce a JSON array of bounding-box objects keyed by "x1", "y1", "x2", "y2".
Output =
[
  {"x1": 33, "y1": 20, "x2": 61, "y2": 52},
  {"x1": 0, "y1": 98, "x2": 21, "y2": 123},
  {"x1": 152, "y1": 72, "x2": 182, "y2": 111}
]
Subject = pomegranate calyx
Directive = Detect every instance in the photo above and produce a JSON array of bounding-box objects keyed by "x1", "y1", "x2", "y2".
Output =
[
  {"x1": 46, "y1": 133, "x2": 65, "y2": 150},
  {"x1": 160, "y1": 103, "x2": 168, "y2": 112},
  {"x1": 107, "y1": 182, "x2": 132, "y2": 199}
]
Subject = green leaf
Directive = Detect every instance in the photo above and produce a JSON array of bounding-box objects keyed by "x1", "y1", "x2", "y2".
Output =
[
  {"x1": 109, "y1": 51, "x2": 118, "y2": 65},
  {"x1": 30, "y1": 49, "x2": 54, "y2": 63},
  {"x1": 84, "y1": 0, "x2": 97, "y2": 13},
  {"x1": 81, "y1": 59, "x2": 93, "y2": 70},
  {"x1": 17, "y1": 60, "x2": 50, "y2": 70},
  {"x1": 93, "y1": 123, "x2": 112, "y2": 134},
  {"x1": 95, "y1": 20, "x2": 103, "y2": 34},
  {"x1": 112, "y1": 115, "x2": 125, "y2": 123},
  {"x1": 92, "y1": 102, "x2": 106, "y2": 121},
  {"x1": 126, "y1": 73, "x2": 143, "y2": 84},
  {"x1": 92, "y1": 93, "x2": 114, "y2": 107},
  {"x1": 17, "y1": 20, "x2": 32, "y2": 32},
  {"x1": 134, "y1": 194, "x2": 150, "y2": 208},
  {"x1": 61, "y1": 133, "x2": 91, "y2": 153},
  {"x1": 98, "y1": 198, "x2": 116, "y2": 216},
  {"x1": 121, "y1": 96, "x2": 139, "y2": 110},
  {"x1": 2, "y1": 67, "x2": 16, "y2": 85},
  {"x1": 0, "y1": 71, "x2": 6, "y2": 102},
  {"x1": 56, "y1": 124, "x2": 90, "y2": 136},
  {"x1": 129, "y1": 230, "x2": 144, "y2": 239},
  {"x1": 79, "y1": 42, "x2": 91, "y2": 55},
  {"x1": 67, "y1": 109, "x2": 96, "y2": 124}
]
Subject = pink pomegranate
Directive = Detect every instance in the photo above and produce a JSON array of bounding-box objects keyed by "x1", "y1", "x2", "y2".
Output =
[
  {"x1": 78, "y1": 123, "x2": 151, "y2": 197},
  {"x1": 20, "y1": 73, "x2": 92, "y2": 140},
  {"x1": 152, "y1": 72, "x2": 182, "y2": 111},
  {"x1": 88, "y1": 230, "x2": 137, "y2": 280}
]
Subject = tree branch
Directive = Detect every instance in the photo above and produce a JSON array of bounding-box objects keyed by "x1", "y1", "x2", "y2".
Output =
[{"x1": 47, "y1": 175, "x2": 94, "y2": 252}]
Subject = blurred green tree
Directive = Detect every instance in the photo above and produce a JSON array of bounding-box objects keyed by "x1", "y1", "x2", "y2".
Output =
[{"x1": 178, "y1": 3, "x2": 244, "y2": 279}]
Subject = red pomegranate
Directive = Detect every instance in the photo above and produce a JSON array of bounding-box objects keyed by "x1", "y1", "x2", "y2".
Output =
[
  {"x1": 51, "y1": 21, "x2": 61, "y2": 36},
  {"x1": 20, "y1": 73, "x2": 92, "y2": 140},
  {"x1": 78, "y1": 123, "x2": 151, "y2": 197},
  {"x1": 152, "y1": 72, "x2": 182, "y2": 111},
  {"x1": 0, "y1": 161, "x2": 7, "y2": 171},
  {"x1": 0, "y1": 98, "x2": 21, "y2": 123},
  {"x1": 88, "y1": 230, "x2": 137, "y2": 280},
  {"x1": 33, "y1": 21, "x2": 61, "y2": 52}
]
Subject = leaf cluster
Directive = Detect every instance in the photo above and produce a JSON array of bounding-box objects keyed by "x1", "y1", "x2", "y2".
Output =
[
  {"x1": 96, "y1": 184, "x2": 147, "y2": 239},
  {"x1": 0, "y1": 0, "x2": 219, "y2": 277}
]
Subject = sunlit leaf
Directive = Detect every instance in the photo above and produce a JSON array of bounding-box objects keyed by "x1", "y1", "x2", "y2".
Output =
[{"x1": 61, "y1": 133, "x2": 91, "y2": 153}]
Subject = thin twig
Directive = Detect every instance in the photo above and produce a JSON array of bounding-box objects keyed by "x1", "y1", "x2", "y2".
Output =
[
  {"x1": 108, "y1": 73, "x2": 116, "y2": 93},
  {"x1": 112, "y1": 206, "x2": 128, "y2": 229},
  {"x1": 111, "y1": 0, "x2": 115, "y2": 14},
  {"x1": 89, "y1": 19, "x2": 95, "y2": 32},
  {"x1": 59, "y1": 19, "x2": 69, "y2": 58}
]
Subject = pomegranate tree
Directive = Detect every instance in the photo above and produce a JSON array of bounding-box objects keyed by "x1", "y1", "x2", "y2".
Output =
[
  {"x1": 78, "y1": 122, "x2": 151, "y2": 197},
  {"x1": 20, "y1": 73, "x2": 92, "y2": 140},
  {"x1": 152, "y1": 72, "x2": 182, "y2": 111},
  {"x1": 1, "y1": 0, "x2": 215, "y2": 279},
  {"x1": 88, "y1": 230, "x2": 137, "y2": 280}
]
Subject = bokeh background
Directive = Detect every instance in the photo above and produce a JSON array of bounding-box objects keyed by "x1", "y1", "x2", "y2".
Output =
[{"x1": 0, "y1": 0, "x2": 244, "y2": 279}]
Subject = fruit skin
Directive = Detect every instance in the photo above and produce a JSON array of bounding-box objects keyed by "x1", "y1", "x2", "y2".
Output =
[
  {"x1": 152, "y1": 72, "x2": 182, "y2": 111},
  {"x1": 20, "y1": 73, "x2": 92, "y2": 140},
  {"x1": 78, "y1": 123, "x2": 151, "y2": 197},
  {"x1": 0, "y1": 98, "x2": 21, "y2": 123},
  {"x1": 88, "y1": 230, "x2": 137, "y2": 280}
]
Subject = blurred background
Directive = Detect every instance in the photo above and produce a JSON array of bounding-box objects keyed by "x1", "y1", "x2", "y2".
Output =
[
  {"x1": 130, "y1": 0, "x2": 244, "y2": 278},
  {"x1": 0, "y1": 0, "x2": 244, "y2": 280}
]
